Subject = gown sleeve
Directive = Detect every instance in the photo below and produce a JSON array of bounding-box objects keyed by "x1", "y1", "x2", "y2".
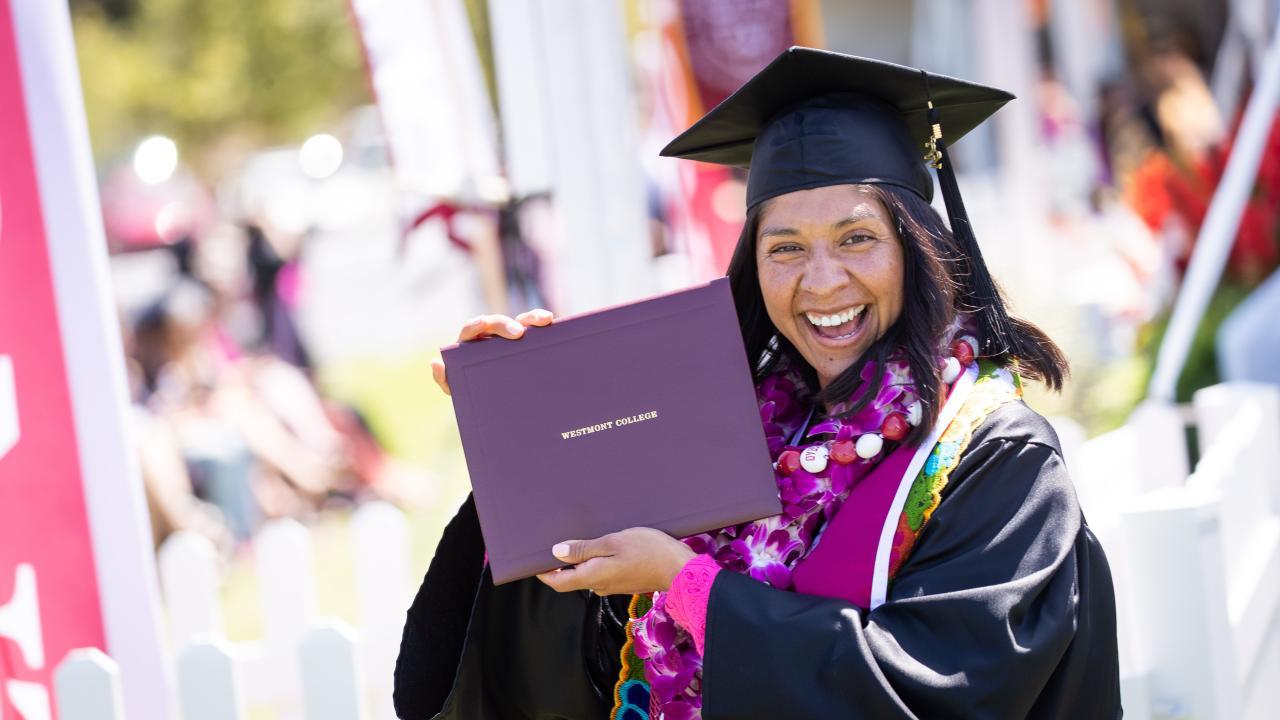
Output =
[
  {"x1": 701, "y1": 406, "x2": 1121, "y2": 720},
  {"x1": 393, "y1": 494, "x2": 629, "y2": 720}
]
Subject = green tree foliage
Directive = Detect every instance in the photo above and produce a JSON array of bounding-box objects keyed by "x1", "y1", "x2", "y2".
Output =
[{"x1": 71, "y1": 0, "x2": 368, "y2": 174}]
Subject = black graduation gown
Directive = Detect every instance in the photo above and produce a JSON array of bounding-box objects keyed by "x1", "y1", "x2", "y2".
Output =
[{"x1": 393, "y1": 401, "x2": 1122, "y2": 719}]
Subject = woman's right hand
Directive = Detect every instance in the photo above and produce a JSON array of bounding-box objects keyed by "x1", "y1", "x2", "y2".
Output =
[{"x1": 431, "y1": 308, "x2": 555, "y2": 396}]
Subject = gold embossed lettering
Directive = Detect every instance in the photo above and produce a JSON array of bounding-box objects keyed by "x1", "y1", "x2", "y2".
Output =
[{"x1": 561, "y1": 411, "x2": 657, "y2": 439}]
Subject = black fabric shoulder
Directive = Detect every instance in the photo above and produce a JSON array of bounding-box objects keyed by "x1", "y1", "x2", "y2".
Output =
[
  {"x1": 393, "y1": 495, "x2": 485, "y2": 719},
  {"x1": 904, "y1": 401, "x2": 1083, "y2": 596},
  {"x1": 965, "y1": 398, "x2": 1064, "y2": 454},
  {"x1": 927, "y1": 399, "x2": 1077, "y2": 519}
]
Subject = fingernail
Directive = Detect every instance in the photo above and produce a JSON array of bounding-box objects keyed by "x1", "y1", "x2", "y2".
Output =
[
  {"x1": 552, "y1": 543, "x2": 570, "y2": 559},
  {"x1": 507, "y1": 321, "x2": 524, "y2": 334}
]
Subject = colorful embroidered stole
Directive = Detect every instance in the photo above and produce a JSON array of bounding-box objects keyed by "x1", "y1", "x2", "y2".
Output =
[
  {"x1": 611, "y1": 593, "x2": 654, "y2": 719},
  {"x1": 887, "y1": 361, "x2": 1022, "y2": 578}
]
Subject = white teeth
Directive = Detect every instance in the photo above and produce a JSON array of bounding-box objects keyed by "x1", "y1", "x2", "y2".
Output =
[{"x1": 805, "y1": 305, "x2": 865, "y2": 328}]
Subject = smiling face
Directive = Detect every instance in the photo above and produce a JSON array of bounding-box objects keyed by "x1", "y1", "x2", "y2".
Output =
[{"x1": 755, "y1": 184, "x2": 906, "y2": 390}]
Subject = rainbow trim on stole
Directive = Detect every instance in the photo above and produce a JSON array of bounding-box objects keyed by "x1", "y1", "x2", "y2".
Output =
[{"x1": 610, "y1": 592, "x2": 653, "y2": 720}]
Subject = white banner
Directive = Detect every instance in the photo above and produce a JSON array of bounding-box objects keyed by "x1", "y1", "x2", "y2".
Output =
[
  {"x1": 348, "y1": 0, "x2": 500, "y2": 199},
  {"x1": 488, "y1": 0, "x2": 654, "y2": 312}
]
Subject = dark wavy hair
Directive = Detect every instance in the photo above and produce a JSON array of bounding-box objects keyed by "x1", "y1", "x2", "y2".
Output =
[{"x1": 726, "y1": 183, "x2": 1068, "y2": 444}]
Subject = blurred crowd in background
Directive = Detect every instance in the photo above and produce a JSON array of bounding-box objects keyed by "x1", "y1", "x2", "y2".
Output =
[
  {"x1": 111, "y1": 123, "x2": 436, "y2": 551},
  {"x1": 67, "y1": 0, "x2": 1280, "y2": 556}
]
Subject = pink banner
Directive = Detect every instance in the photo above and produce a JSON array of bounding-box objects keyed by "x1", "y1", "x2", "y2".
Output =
[
  {"x1": 679, "y1": 0, "x2": 795, "y2": 110},
  {"x1": 0, "y1": 0, "x2": 106, "y2": 715},
  {"x1": 640, "y1": 0, "x2": 811, "y2": 278}
]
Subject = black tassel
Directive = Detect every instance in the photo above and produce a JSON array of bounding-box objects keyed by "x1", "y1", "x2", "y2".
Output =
[{"x1": 928, "y1": 105, "x2": 1014, "y2": 356}]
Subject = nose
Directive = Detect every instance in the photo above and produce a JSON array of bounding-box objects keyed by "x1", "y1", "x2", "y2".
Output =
[{"x1": 798, "y1": 249, "x2": 852, "y2": 299}]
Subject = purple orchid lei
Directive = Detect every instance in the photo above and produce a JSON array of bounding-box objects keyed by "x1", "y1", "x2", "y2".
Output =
[{"x1": 629, "y1": 316, "x2": 974, "y2": 719}]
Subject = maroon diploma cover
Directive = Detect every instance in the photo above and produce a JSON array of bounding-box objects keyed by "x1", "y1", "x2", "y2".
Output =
[{"x1": 443, "y1": 278, "x2": 781, "y2": 584}]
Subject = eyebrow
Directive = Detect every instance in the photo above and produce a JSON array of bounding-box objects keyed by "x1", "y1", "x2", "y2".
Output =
[
  {"x1": 759, "y1": 206, "x2": 882, "y2": 239},
  {"x1": 832, "y1": 206, "x2": 881, "y2": 228},
  {"x1": 759, "y1": 225, "x2": 799, "y2": 239}
]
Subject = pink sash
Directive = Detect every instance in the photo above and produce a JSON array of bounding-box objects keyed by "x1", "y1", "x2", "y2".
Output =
[
  {"x1": 790, "y1": 443, "x2": 913, "y2": 609},
  {"x1": 791, "y1": 363, "x2": 977, "y2": 610}
]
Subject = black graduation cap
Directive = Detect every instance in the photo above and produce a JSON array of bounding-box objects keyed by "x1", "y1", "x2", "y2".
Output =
[{"x1": 661, "y1": 46, "x2": 1017, "y2": 349}]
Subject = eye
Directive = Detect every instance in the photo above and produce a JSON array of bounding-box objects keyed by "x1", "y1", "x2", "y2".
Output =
[
  {"x1": 767, "y1": 242, "x2": 804, "y2": 255},
  {"x1": 840, "y1": 233, "x2": 875, "y2": 246}
]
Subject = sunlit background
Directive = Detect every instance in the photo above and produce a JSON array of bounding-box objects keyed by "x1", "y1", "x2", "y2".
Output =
[{"x1": 50, "y1": 0, "x2": 1280, "y2": 717}]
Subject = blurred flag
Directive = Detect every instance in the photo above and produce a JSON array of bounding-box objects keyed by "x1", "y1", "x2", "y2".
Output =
[
  {"x1": 0, "y1": 2, "x2": 170, "y2": 717},
  {"x1": 640, "y1": 0, "x2": 824, "y2": 278}
]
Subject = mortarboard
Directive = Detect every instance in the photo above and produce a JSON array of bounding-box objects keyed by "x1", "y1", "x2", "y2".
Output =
[{"x1": 661, "y1": 46, "x2": 1017, "y2": 351}]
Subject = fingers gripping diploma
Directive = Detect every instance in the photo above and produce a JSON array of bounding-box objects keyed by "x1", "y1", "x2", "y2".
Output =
[
  {"x1": 537, "y1": 527, "x2": 697, "y2": 596},
  {"x1": 431, "y1": 308, "x2": 554, "y2": 396}
]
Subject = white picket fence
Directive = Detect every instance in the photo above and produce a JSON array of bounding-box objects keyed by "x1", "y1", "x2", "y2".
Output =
[
  {"x1": 49, "y1": 500, "x2": 415, "y2": 720},
  {"x1": 1058, "y1": 381, "x2": 1280, "y2": 719},
  {"x1": 49, "y1": 382, "x2": 1280, "y2": 719}
]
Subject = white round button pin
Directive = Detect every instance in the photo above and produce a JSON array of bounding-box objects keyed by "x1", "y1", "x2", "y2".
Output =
[{"x1": 799, "y1": 444, "x2": 829, "y2": 474}]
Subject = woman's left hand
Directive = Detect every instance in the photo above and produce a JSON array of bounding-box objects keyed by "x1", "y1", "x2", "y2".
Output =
[{"x1": 537, "y1": 527, "x2": 697, "y2": 596}]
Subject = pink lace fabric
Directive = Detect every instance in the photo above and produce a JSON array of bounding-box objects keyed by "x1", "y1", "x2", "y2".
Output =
[{"x1": 665, "y1": 554, "x2": 722, "y2": 655}]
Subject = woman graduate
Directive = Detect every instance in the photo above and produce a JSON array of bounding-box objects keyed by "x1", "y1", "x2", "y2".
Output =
[{"x1": 394, "y1": 48, "x2": 1121, "y2": 719}]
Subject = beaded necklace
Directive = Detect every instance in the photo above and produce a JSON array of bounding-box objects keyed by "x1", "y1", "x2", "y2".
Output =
[{"x1": 616, "y1": 316, "x2": 979, "y2": 719}]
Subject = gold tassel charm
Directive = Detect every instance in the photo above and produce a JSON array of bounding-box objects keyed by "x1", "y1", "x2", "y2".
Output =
[{"x1": 923, "y1": 100, "x2": 944, "y2": 169}]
